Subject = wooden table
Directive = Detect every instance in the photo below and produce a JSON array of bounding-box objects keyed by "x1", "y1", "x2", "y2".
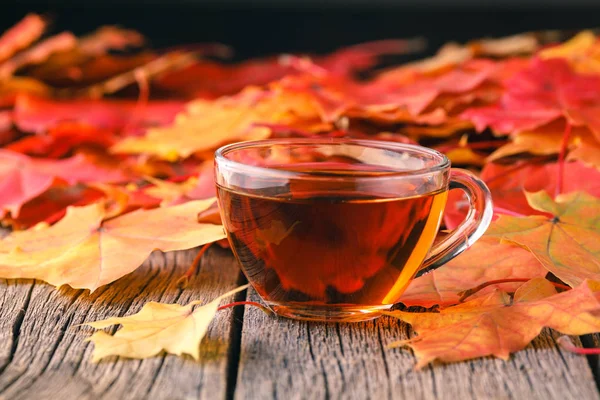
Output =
[{"x1": 0, "y1": 247, "x2": 599, "y2": 400}]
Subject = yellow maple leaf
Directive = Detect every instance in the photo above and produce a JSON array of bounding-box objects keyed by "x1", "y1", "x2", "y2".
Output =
[
  {"x1": 85, "y1": 284, "x2": 249, "y2": 361},
  {"x1": 111, "y1": 86, "x2": 323, "y2": 161},
  {"x1": 387, "y1": 278, "x2": 600, "y2": 368},
  {"x1": 0, "y1": 199, "x2": 226, "y2": 290}
]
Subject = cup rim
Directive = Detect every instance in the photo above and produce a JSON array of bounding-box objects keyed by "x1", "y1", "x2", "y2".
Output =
[{"x1": 215, "y1": 138, "x2": 450, "y2": 180}]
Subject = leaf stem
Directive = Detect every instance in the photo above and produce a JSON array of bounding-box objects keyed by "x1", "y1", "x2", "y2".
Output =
[
  {"x1": 557, "y1": 335, "x2": 600, "y2": 355},
  {"x1": 459, "y1": 278, "x2": 571, "y2": 303},
  {"x1": 556, "y1": 122, "x2": 572, "y2": 197},
  {"x1": 177, "y1": 242, "x2": 213, "y2": 288}
]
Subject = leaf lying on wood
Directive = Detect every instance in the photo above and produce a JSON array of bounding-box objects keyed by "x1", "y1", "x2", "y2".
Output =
[
  {"x1": 487, "y1": 191, "x2": 600, "y2": 287},
  {"x1": 387, "y1": 278, "x2": 600, "y2": 368},
  {"x1": 0, "y1": 199, "x2": 226, "y2": 290},
  {"x1": 85, "y1": 284, "x2": 248, "y2": 361}
]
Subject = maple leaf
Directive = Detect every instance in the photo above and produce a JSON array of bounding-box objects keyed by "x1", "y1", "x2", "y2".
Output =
[
  {"x1": 85, "y1": 284, "x2": 248, "y2": 361},
  {"x1": 13, "y1": 95, "x2": 184, "y2": 134},
  {"x1": 399, "y1": 237, "x2": 547, "y2": 308},
  {"x1": 112, "y1": 87, "x2": 323, "y2": 161},
  {"x1": 0, "y1": 199, "x2": 226, "y2": 290},
  {"x1": 387, "y1": 278, "x2": 600, "y2": 368},
  {"x1": 462, "y1": 58, "x2": 600, "y2": 138},
  {"x1": 487, "y1": 191, "x2": 600, "y2": 287},
  {"x1": 0, "y1": 150, "x2": 128, "y2": 217}
]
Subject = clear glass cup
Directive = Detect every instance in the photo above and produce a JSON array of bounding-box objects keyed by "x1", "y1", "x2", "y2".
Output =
[{"x1": 215, "y1": 138, "x2": 493, "y2": 322}]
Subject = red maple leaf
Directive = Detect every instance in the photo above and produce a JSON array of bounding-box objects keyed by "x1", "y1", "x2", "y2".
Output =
[
  {"x1": 0, "y1": 150, "x2": 128, "y2": 216},
  {"x1": 13, "y1": 95, "x2": 184, "y2": 134},
  {"x1": 462, "y1": 58, "x2": 600, "y2": 138}
]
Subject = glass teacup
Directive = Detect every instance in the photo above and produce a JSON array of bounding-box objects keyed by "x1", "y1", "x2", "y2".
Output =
[{"x1": 215, "y1": 139, "x2": 492, "y2": 322}]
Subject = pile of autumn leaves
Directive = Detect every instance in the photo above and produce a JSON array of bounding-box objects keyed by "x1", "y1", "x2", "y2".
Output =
[{"x1": 1, "y1": 14, "x2": 600, "y2": 366}]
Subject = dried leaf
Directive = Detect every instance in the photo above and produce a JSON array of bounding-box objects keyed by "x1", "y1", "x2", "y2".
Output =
[
  {"x1": 0, "y1": 199, "x2": 226, "y2": 290},
  {"x1": 387, "y1": 278, "x2": 600, "y2": 367},
  {"x1": 85, "y1": 284, "x2": 248, "y2": 361}
]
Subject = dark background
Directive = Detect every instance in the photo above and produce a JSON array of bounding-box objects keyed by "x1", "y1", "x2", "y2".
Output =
[{"x1": 2, "y1": 1, "x2": 600, "y2": 59}]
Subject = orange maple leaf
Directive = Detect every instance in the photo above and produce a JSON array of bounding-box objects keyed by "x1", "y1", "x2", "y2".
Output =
[{"x1": 387, "y1": 278, "x2": 600, "y2": 368}]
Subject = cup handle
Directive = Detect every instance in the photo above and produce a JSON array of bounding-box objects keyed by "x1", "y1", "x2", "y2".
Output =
[{"x1": 415, "y1": 168, "x2": 494, "y2": 278}]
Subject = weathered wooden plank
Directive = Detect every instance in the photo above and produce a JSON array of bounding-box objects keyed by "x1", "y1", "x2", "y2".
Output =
[
  {"x1": 0, "y1": 246, "x2": 242, "y2": 400},
  {"x1": 236, "y1": 290, "x2": 600, "y2": 400}
]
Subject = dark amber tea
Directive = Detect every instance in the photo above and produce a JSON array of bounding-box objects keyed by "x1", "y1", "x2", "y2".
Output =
[
  {"x1": 218, "y1": 185, "x2": 447, "y2": 319},
  {"x1": 215, "y1": 139, "x2": 492, "y2": 322}
]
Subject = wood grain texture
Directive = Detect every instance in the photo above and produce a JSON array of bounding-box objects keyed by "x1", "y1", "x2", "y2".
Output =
[
  {"x1": 236, "y1": 290, "x2": 600, "y2": 400},
  {"x1": 0, "y1": 246, "x2": 243, "y2": 400}
]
